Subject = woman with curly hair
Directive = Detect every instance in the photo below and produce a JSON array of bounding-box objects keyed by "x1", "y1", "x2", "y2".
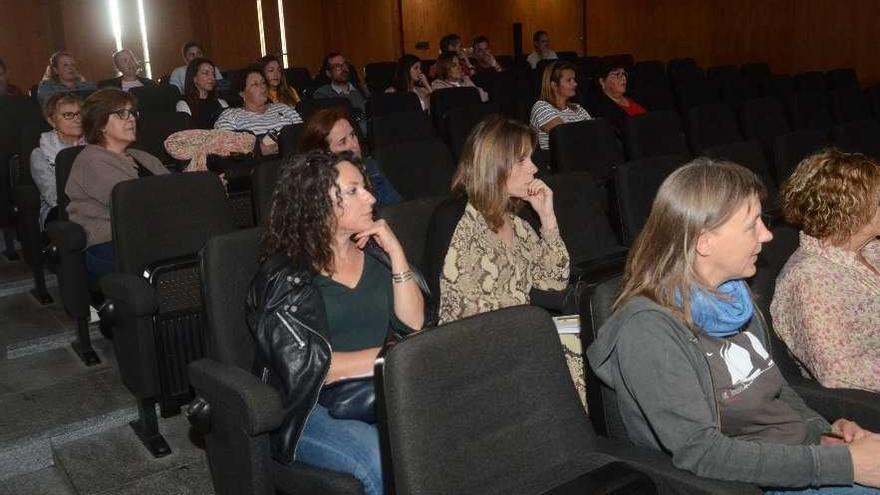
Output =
[
  {"x1": 772, "y1": 149, "x2": 880, "y2": 393},
  {"x1": 246, "y1": 151, "x2": 427, "y2": 495}
]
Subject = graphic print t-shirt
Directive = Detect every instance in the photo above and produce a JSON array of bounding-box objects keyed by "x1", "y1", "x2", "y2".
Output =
[{"x1": 697, "y1": 330, "x2": 807, "y2": 444}]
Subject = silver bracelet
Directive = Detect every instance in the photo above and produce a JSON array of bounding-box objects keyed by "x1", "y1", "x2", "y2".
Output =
[{"x1": 392, "y1": 270, "x2": 413, "y2": 284}]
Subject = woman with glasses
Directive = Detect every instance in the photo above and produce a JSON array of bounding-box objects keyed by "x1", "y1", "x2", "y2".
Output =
[
  {"x1": 30, "y1": 92, "x2": 86, "y2": 230},
  {"x1": 66, "y1": 88, "x2": 172, "y2": 278},
  {"x1": 529, "y1": 60, "x2": 591, "y2": 150},
  {"x1": 585, "y1": 61, "x2": 646, "y2": 133}
]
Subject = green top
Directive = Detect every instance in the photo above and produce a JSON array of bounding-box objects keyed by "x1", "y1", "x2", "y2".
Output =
[{"x1": 316, "y1": 254, "x2": 407, "y2": 352}]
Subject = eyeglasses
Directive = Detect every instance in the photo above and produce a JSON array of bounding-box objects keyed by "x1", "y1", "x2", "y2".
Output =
[
  {"x1": 608, "y1": 70, "x2": 628, "y2": 79},
  {"x1": 329, "y1": 63, "x2": 348, "y2": 71},
  {"x1": 60, "y1": 111, "x2": 81, "y2": 120},
  {"x1": 111, "y1": 108, "x2": 139, "y2": 120}
]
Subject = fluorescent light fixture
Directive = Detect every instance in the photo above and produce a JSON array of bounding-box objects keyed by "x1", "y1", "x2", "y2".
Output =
[
  {"x1": 277, "y1": 0, "x2": 289, "y2": 67},
  {"x1": 108, "y1": 0, "x2": 123, "y2": 52},
  {"x1": 136, "y1": 0, "x2": 152, "y2": 79},
  {"x1": 256, "y1": 0, "x2": 267, "y2": 57}
]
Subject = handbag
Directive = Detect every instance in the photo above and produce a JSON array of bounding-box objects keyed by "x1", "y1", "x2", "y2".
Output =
[{"x1": 318, "y1": 376, "x2": 376, "y2": 424}]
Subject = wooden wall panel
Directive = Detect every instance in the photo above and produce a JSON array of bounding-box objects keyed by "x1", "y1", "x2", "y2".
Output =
[
  {"x1": 321, "y1": 0, "x2": 401, "y2": 74},
  {"x1": 144, "y1": 0, "x2": 200, "y2": 79},
  {"x1": 282, "y1": 0, "x2": 326, "y2": 73},
  {"x1": 58, "y1": 0, "x2": 118, "y2": 81},
  {"x1": 201, "y1": 0, "x2": 262, "y2": 72},
  {"x1": 0, "y1": 0, "x2": 52, "y2": 89}
]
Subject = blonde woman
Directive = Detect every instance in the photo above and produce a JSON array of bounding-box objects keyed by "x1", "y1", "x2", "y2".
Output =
[
  {"x1": 529, "y1": 60, "x2": 591, "y2": 150},
  {"x1": 427, "y1": 115, "x2": 569, "y2": 324},
  {"x1": 37, "y1": 51, "x2": 96, "y2": 102},
  {"x1": 587, "y1": 157, "x2": 880, "y2": 493},
  {"x1": 772, "y1": 149, "x2": 880, "y2": 393}
]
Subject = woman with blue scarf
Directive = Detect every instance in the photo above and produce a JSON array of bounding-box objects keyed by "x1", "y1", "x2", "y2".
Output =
[{"x1": 587, "y1": 158, "x2": 880, "y2": 493}]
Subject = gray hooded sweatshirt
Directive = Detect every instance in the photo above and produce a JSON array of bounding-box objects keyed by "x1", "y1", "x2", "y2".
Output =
[{"x1": 586, "y1": 296, "x2": 854, "y2": 488}]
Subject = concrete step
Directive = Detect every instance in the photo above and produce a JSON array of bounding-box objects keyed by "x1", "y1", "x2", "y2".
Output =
[
  {"x1": 0, "y1": 466, "x2": 76, "y2": 495},
  {"x1": 0, "y1": 287, "x2": 80, "y2": 358},
  {"x1": 0, "y1": 256, "x2": 57, "y2": 300},
  {"x1": 53, "y1": 414, "x2": 213, "y2": 495}
]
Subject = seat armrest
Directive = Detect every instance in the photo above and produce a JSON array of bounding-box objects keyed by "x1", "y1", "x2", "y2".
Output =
[
  {"x1": 545, "y1": 461, "x2": 657, "y2": 495},
  {"x1": 45, "y1": 220, "x2": 87, "y2": 252},
  {"x1": 188, "y1": 358, "x2": 283, "y2": 436},
  {"x1": 100, "y1": 273, "x2": 158, "y2": 317},
  {"x1": 789, "y1": 381, "x2": 880, "y2": 431},
  {"x1": 12, "y1": 185, "x2": 40, "y2": 211}
]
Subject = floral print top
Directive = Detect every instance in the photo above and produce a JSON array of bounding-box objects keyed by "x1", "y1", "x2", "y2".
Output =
[
  {"x1": 770, "y1": 232, "x2": 880, "y2": 392},
  {"x1": 438, "y1": 203, "x2": 570, "y2": 324}
]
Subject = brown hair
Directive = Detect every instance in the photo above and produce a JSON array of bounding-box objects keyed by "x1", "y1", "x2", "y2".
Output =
[
  {"x1": 540, "y1": 60, "x2": 579, "y2": 109},
  {"x1": 435, "y1": 51, "x2": 459, "y2": 81},
  {"x1": 258, "y1": 54, "x2": 301, "y2": 106},
  {"x1": 298, "y1": 107, "x2": 353, "y2": 153},
  {"x1": 81, "y1": 88, "x2": 137, "y2": 145},
  {"x1": 42, "y1": 51, "x2": 84, "y2": 82},
  {"x1": 781, "y1": 148, "x2": 880, "y2": 244},
  {"x1": 42, "y1": 92, "x2": 83, "y2": 122},
  {"x1": 451, "y1": 115, "x2": 535, "y2": 231},
  {"x1": 615, "y1": 158, "x2": 766, "y2": 329}
]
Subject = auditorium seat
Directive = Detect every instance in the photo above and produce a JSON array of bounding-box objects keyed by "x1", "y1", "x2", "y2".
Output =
[
  {"x1": 622, "y1": 110, "x2": 689, "y2": 160},
  {"x1": 740, "y1": 97, "x2": 791, "y2": 164},
  {"x1": 628, "y1": 60, "x2": 668, "y2": 91},
  {"x1": 613, "y1": 155, "x2": 687, "y2": 245},
  {"x1": 685, "y1": 103, "x2": 743, "y2": 153},
  {"x1": 772, "y1": 130, "x2": 828, "y2": 184},
  {"x1": 100, "y1": 172, "x2": 235, "y2": 457},
  {"x1": 377, "y1": 195, "x2": 448, "y2": 276},
  {"x1": 284, "y1": 66, "x2": 313, "y2": 95},
  {"x1": 370, "y1": 111, "x2": 435, "y2": 151},
  {"x1": 250, "y1": 158, "x2": 283, "y2": 225},
  {"x1": 786, "y1": 91, "x2": 833, "y2": 131},
  {"x1": 377, "y1": 305, "x2": 658, "y2": 495},
  {"x1": 549, "y1": 119, "x2": 623, "y2": 182},
  {"x1": 430, "y1": 86, "x2": 481, "y2": 124},
  {"x1": 130, "y1": 85, "x2": 181, "y2": 115},
  {"x1": 133, "y1": 111, "x2": 194, "y2": 167},
  {"x1": 557, "y1": 50, "x2": 580, "y2": 62},
  {"x1": 825, "y1": 68, "x2": 859, "y2": 91},
  {"x1": 578, "y1": 56, "x2": 603, "y2": 90},
  {"x1": 627, "y1": 86, "x2": 675, "y2": 112},
  {"x1": 374, "y1": 138, "x2": 454, "y2": 200},
  {"x1": 444, "y1": 102, "x2": 500, "y2": 161},
  {"x1": 600, "y1": 53, "x2": 635, "y2": 70},
  {"x1": 296, "y1": 97, "x2": 354, "y2": 121},
  {"x1": 278, "y1": 123, "x2": 304, "y2": 157},
  {"x1": 707, "y1": 64, "x2": 748, "y2": 109},
  {"x1": 673, "y1": 76, "x2": 719, "y2": 111},
  {"x1": 667, "y1": 57, "x2": 701, "y2": 83},
  {"x1": 367, "y1": 91, "x2": 422, "y2": 117},
  {"x1": 829, "y1": 88, "x2": 871, "y2": 123},
  {"x1": 188, "y1": 227, "x2": 364, "y2": 495},
  {"x1": 865, "y1": 85, "x2": 880, "y2": 118},
  {"x1": 741, "y1": 62, "x2": 772, "y2": 98},
  {"x1": 831, "y1": 119, "x2": 880, "y2": 158},
  {"x1": 793, "y1": 71, "x2": 826, "y2": 93},
  {"x1": 364, "y1": 61, "x2": 397, "y2": 95},
  {"x1": 702, "y1": 140, "x2": 778, "y2": 207}
]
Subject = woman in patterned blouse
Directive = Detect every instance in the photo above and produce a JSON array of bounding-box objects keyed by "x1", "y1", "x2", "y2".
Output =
[
  {"x1": 772, "y1": 149, "x2": 880, "y2": 392},
  {"x1": 427, "y1": 115, "x2": 570, "y2": 324}
]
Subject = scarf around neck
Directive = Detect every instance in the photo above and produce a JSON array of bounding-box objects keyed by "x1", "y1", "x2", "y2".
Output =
[{"x1": 678, "y1": 279, "x2": 754, "y2": 337}]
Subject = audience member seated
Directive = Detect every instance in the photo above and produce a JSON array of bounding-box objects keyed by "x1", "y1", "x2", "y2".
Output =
[
  {"x1": 385, "y1": 53, "x2": 432, "y2": 112},
  {"x1": 66, "y1": 89, "x2": 170, "y2": 279},
  {"x1": 586, "y1": 157, "x2": 880, "y2": 493},
  {"x1": 97, "y1": 49, "x2": 156, "y2": 91},
  {"x1": 529, "y1": 60, "x2": 592, "y2": 150},
  {"x1": 437, "y1": 33, "x2": 474, "y2": 78},
  {"x1": 169, "y1": 41, "x2": 223, "y2": 94},
  {"x1": 430, "y1": 51, "x2": 488, "y2": 102},
  {"x1": 472, "y1": 35, "x2": 504, "y2": 76},
  {"x1": 298, "y1": 107, "x2": 401, "y2": 206},
  {"x1": 37, "y1": 51, "x2": 97, "y2": 103},
  {"x1": 30, "y1": 92, "x2": 86, "y2": 230},
  {"x1": 259, "y1": 53, "x2": 301, "y2": 107},
  {"x1": 0, "y1": 57, "x2": 23, "y2": 96},
  {"x1": 214, "y1": 65, "x2": 302, "y2": 156},
  {"x1": 313, "y1": 52, "x2": 369, "y2": 121},
  {"x1": 526, "y1": 30, "x2": 558, "y2": 69},
  {"x1": 772, "y1": 149, "x2": 880, "y2": 393},
  {"x1": 586, "y1": 62, "x2": 646, "y2": 133},
  {"x1": 430, "y1": 115, "x2": 569, "y2": 324},
  {"x1": 246, "y1": 150, "x2": 426, "y2": 495},
  {"x1": 175, "y1": 57, "x2": 228, "y2": 129}
]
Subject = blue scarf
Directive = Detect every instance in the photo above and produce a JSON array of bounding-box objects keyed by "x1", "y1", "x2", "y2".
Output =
[{"x1": 678, "y1": 280, "x2": 754, "y2": 337}]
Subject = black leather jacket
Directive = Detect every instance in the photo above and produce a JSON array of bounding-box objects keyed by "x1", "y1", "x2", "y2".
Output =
[{"x1": 245, "y1": 243, "x2": 431, "y2": 464}]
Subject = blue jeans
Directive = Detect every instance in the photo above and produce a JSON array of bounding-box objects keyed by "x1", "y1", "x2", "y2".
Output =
[
  {"x1": 85, "y1": 242, "x2": 114, "y2": 280},
  {"x1": 766, "y1": 485, "x2": 880, "y2": 494},
  {"x1": 295, "y1": 404, "x2": 383, "y2": 495}
]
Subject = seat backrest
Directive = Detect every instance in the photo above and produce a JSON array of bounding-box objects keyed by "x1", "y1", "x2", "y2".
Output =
[
  {"x1": 295, "y1": 97, "x2": 353, "y2": 122},
  {"x1": 543, "y1": 172, "x2": 624, "y2": 265},
  {"x1": 430, "y1": 86, "x2": 481, "y2": 121},
  {"x1": 364, "y1": 61, "x2": 397, "y2": 95},
  {"x1": 614, "y1": 155, "x2": 686, "y2": 245},
  {"x1": 200, "y1": 227, "x2": 263, "y2": 371},
  {"x1": 54, "y1": 145, "x2": 86, "y2": 219},
  {"x1": 667, "y1": 57, "x2": 699, "y2": 82},
  {"x1": 17, "y1": 120, "x2": 52, "y2": 185},
  {"x1": 628, "y1": 86, "x2": 675, "y2": 112},
  {"x1": 673, "y1": 76, "x2": 719, "y2": 111},
  {"x1": 278, "y1": 123, "x2": 304, "y2": 157},
  {"x1": 130, "y1": 85, "x2": 181, "y2": 114},
  {"x1": 740, "y1": 97, "x2": 791, "y2": 152},
  {"x1": 831, "y1": 119, "x2": 880, "y2": 159},
  {"x1": 550, "y1": 118, "x2": 623, "y2": 180},
  {"x1": 829, "y1": 89, "x2": 871, "y2": 123},
  {"x1": 111, "y1": 171, "x2": 236, "y2": 275},
  {"x1": 708, "y1": 66, "x2": 747, "y2": 108},
  {"x1": 628, "y1": 60, "x2": 668, "y2": 91},
  {"x1": 772, "y1": 130, "x2": 828, "y2": 184},
  {"x1": 741, "y1": 62, "x2": 772, "y2": 98},
  {"x1": 579, "y1": 275, "x2": 629, "y2": 438},
  {"x1": 444, "y1": 102, "x2": 501, "y2": 161},
  {"x1": 370, "y1": 111, "x2": 435, "y2": 150},
  {"x1": 284, "y1": 66, "x2": 312, "y2": 93},
  {"x1": 768, "y1": 74, "x2": 794, "y2": 101},
  {"x1": 623, "y1": 110, "x2": 689, "y2": 160},
  {"x1": 374, "y1": 138, "x2": 454, "y2": 201},
  {"x1": 793, "y1": 71, "x2": 826, "y2": 93},
  {"x1": 377, "y1": 195, "x2": 447, "y2": 274},
  {"x1": 825, "y1": 68, "x2": 859, "y2": 91},
  {"x1": 380, "y1": 305, "x2": 607, "y2": 495},
  {"x1": 133, "y1": 112, "x2": 194, "y2": 165},
  {"x1": 685, "y1": 103, "x2": 743, "y2": 153},
  {"x1": 251, "y1": 159, "x2": 284, "y2": 225},
  {"x1": 367, "y1": 92, "x2": 422, "y2": 117},
  {"x1": 702, "y1": 140, "x2": 778, "y2": 203},
  {"x1": 786, "y1": 91, "x2": 833, "y2": 131}
]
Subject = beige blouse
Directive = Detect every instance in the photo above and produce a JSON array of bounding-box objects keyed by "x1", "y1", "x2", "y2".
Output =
[
  {"x1": 438, "y1": 203, "x2": 570, "y2": 324},
  {"x1": 770, "y1": 232, "x2": 880, "y2": 392}
]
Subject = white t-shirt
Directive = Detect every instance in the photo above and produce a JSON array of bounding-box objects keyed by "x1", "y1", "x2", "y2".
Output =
[
  {"x1": 170, "y1": 65, "x2": 224, "y2": 94},
  {"x1": 213, "y1": 102, "x2": 302, "y2": 135},
  {"x1": 121, "y1": 79, "x2": 144, "y2": 92},
  {"x1": 175, "y1": 98, "x2": 229, "y2": 115},
  {"x1": 526, "y1": 50, "x2": 559, "y2": 69},
  {"x1": 529, "y1": 100, "x2": 592, "y2": 150}
]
